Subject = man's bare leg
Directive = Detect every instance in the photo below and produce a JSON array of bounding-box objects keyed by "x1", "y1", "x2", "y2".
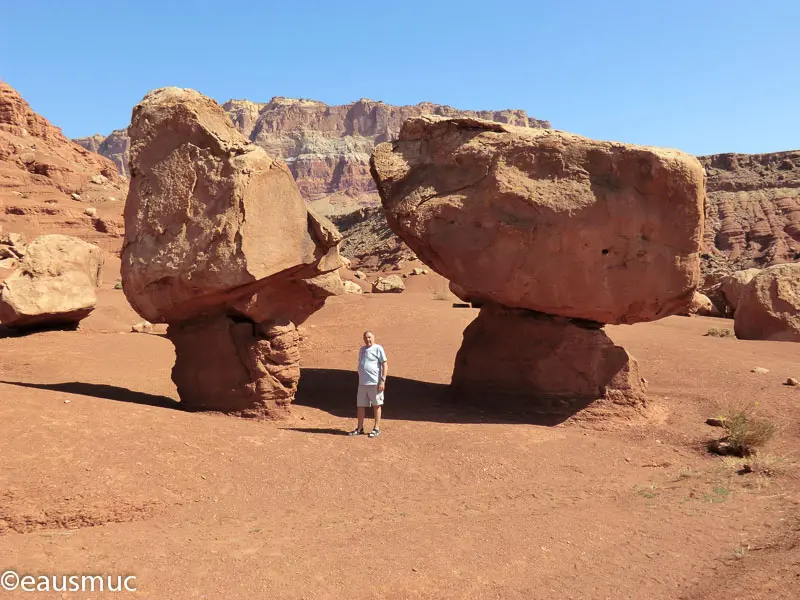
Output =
[
  {"x1": 357, "y1": 406, "x2": 366, "y2": 431},
  {"x1": 373, "y1": 405, "x2": 382, "y2": 431}
]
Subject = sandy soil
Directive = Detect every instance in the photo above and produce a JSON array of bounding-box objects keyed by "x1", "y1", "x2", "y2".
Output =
[{"x1": 1, "y1": 276, "x2": 799, "y2": 599}]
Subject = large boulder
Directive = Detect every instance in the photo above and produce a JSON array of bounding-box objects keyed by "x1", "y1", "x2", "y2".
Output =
[
  {"x1": 721, "y1": 268, "x2": 761, "y2": 313},
  {"x1": 0, "y1": 235, "x2": 103, "y2": 329},
  {"x1": 122, "y1": 87, "x2": 343, "y2": 417},
  {"x1": 734, "y1": 264, "x2": 800, "y2": 341},
  {"x1": 451, "y1": 304, "x2": 646, "y2": 416},
  {"x1": 122, "y1": 87, "x2": 342, "y2": 326},
  {"x1": 371, "y1": 116, "x2": 706, "y2": 325}
]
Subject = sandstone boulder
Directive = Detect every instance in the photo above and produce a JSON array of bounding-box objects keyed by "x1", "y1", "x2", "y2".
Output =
[
  {"x1": 343, "y1": 280, "x2": 363, "y2": 294},
  {"x1": 371, "y1": 116, "x2": 705, "y2": 325},
  {"x1": 685, "y1": 292, "x2": 720, "y2": 317},
  {"x1": 0, "y1": 234, "x2": 103, "y2": 329},
  {"x1": 451, "y1": 304, "x2": 646, "y2": 416},
  {"x1": 721, "y1": 268, "x2": 761, "y2": 312},
  {"x1": 734, "y1": 263, "x2": 800, "y2": 341},
  {"x1": 372, "y1": 275, "x2": 405, "y2": 293},
  {"x1": 122, "y1": 87, "x2": 344, "y2": 417}
]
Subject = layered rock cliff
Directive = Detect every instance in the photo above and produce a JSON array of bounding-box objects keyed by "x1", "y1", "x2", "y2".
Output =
[
  {"x1": 75, "y1": 96, "x2": 550, "y2": 211},
  {"x1": 700, "y1": 151, "x2": 800, "y2": 268}
]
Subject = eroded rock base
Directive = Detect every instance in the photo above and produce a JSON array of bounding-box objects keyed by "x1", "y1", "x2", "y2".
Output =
[
  {"x1": 167, "y1": 315, "x2": 300, "y2": 418},
  {"x1": 451, "y1": 304, "x2": 647, "y2": 418}
]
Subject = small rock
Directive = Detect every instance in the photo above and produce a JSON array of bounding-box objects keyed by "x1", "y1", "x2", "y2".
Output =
[
  {"x1": 131, "y1": 321, "x2": 154, "y2": 334},
  {"x1": 90, "y1": 174, "x2": 108, "y2": 185},
  {"x1": 71, "y1": 193, "x2": 82, "y2": 201},
  {"x1": 706, "y1": 417, "x2": 727, "y2": 428},
  {"x1": 751, "y1": 367, "x2": 769, "y2": 374},
  {"x1": 402, "y1": 273, "x2": 409, "y2": 278},
  {"x1": 786, "y1": 377, "x2": 799, "y2": 386},
  {"x1": 340, "y1": 256, "x2": 352, "y2": 269},
  {"x1": 342, "y1": 281, "x2": 363, "y2": 294},
  {"x1": 64, "y1": 399, "x2": 71, "y2": 404},
  {"x1": 107, "y1": 196, "x2": 117, "y2": 202},
  {"x1": 412, "y1": 267, "x2": 425, "y2": 276},
  {"x1": 84, "y1": 207, "x2": 97, "y2": 217},
  {"x1": 353, "y1": 271, "x2": 366, "y2": 280},
  {"x1": 372, "y1": 275, "x2": 405, "y2": 294}
]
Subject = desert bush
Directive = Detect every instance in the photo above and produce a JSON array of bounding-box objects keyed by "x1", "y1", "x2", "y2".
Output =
[
  {"x1": 708, "y1": 405, "x2": 776, "y2": 457},
  {"x1": 705, "y1": 327, "x2": 734, "y2": 338}
]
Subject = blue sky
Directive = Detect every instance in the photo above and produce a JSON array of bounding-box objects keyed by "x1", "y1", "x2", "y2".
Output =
[{"x1": 1, "y1": 0, "x2": 797, "y2": 156}]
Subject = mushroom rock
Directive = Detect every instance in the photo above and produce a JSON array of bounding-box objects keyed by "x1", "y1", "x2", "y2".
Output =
[{"x1": 122, "y1": 87, "x2": 343, "y2": 416}]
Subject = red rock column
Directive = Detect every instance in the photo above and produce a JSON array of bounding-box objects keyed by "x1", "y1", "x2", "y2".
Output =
[
  {"x1": 451, "y1": 304, "x2": 647, "y2": 418},
  {"x1": 167, "y1": 316, "x2": 300, "y2": 418}
]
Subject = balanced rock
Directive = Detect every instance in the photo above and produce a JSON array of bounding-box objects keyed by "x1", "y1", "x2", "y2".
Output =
[
  {"x1": 734, "y1": 263, "x2": 800, "y2": 342},
  {"x1": 0, "y1": 234, "x2": 103, "y2": 329},
  {"x1": 372, "y1": 274, "x2": 405, "y2": 293},
  {"x1": 720, "y1": 268, "x2": 761, "y2": 312},
  {"x1": 122, "y1": 87, "x2": 343, "y2": 416},
  {"x1": 371, "y1": 116, "x2": 706, "y2": 325},
  {"x1": 451, "y1": 304, "x2": 646, "y2": 413}
]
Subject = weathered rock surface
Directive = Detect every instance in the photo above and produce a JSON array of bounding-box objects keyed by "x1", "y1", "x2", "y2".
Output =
[
  {"x1": 700, "y1": 151, "x2": 800, "y2": 268},
  {"x1": 720, "y1": 268, "x2": 761, "y2": 312},
  {"x1": 74, "y1": 129, "x2": 131, "y2": 178},
  {"x1": 451, "y1": 304, "x2": 647, "y2": 415},
  {"x1": 372, "y1": 116, "x2": 706, "y2": 325},
  {"x1": 0, "y1": 234, "x2": 103, "y2": 329},
  {"x1": 734, "y1": 263, "x2": 800, "y2": 342},
  {"x1": 77, "y1": 97, "x2": 549, "y2": 215},
  {"x1": 122, "y1": 87, "x2": 343, "y2": 417}
]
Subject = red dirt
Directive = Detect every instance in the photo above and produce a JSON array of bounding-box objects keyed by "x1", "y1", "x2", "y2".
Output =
[{"x1": 1, "y1": 276, "x2": 799, "y2": 599}]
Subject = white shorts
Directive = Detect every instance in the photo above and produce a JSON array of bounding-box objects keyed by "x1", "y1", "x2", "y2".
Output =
[{"x1": 356, "y1": 384, "x2": 384, "y2": 407}]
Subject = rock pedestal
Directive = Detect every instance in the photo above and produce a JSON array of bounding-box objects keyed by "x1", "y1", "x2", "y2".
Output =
[
  {"x1": 451, "y1": 304, "x2": 646, "y2": 415},
  {"x1": 168, "y1": 317, "x2": 300, "y2": 417}
]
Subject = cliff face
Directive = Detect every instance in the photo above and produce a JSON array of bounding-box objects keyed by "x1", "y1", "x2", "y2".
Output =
[
  {"x1": 0, "y1": 81, "x2": 124, "y2": 194},
  {"x1": 700, "y1": 151, "x2": 800, "y2": 268},
  {"x1": 75, "y1": 96, "x2": 550, "y2": 209}
]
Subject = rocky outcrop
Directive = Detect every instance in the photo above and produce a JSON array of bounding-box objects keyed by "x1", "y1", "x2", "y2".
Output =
[
  {"x1": 684, "y1": 291, "x2": 720, "y2": 317},
  {"x1": 75, "y1": 97, "x2": 549, "y2": 211},
  {"x1": 372, "y1": 116, "x2": 706, "y2": 416},
  {"x1": 372, "y1": 116, "x2": 705, "y2": 325},
  {"x1": 700, "y1": 151, "x2": 800, "y2": 268},
  {"x1": 0, "y1": 234, "x2": 103, "y2": 329},
  {"x1": 122, "y1": 87, "x2": 343, "y2": 417},
  {"x1": 0, "y1": 81, "x2": 125, "y2": 195},
  {"x1": 734, "y1": 263, "x2": 800, "y2": 342}
]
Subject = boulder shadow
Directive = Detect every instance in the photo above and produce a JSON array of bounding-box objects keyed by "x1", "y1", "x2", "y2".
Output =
[
  {"x1": 0, "y1": 380, "x2": 179, "y2": 410},
  {"x1": 295, "y1": 368, "x2": 587, "y2": 426}
]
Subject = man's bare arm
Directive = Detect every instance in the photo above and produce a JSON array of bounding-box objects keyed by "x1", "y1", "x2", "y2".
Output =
[{"x1": 378, "y1": 361, "x2": 388, "y2": 391}]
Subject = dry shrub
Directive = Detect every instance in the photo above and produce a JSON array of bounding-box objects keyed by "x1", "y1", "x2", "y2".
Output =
[
  {"x1": 705, "y1": 327, "x2": 735, "y2": 338},
  {"x1": 709, "y1": 404, "x2": 776, "y2": 457}
]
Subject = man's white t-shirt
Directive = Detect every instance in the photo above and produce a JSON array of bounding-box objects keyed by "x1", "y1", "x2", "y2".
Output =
[{"x1": 358, "y1": 344, "x2": 387, "y2": 385}]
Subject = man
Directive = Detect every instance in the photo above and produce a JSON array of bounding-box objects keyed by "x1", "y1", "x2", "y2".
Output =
[{"x1": 348, "y1": 330, "x2": 387, "y2": 438}]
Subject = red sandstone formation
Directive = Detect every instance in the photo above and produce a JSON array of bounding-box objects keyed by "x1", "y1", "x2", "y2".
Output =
[{"x1": 122, "y1": 87, "x2": 344, "y2": 417}]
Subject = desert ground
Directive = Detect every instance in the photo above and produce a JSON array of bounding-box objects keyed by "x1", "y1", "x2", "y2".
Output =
[{"x1": 1, "y1": 271, "x2": 798, "y2": 599}]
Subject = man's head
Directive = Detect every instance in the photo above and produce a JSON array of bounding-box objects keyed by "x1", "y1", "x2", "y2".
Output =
[{"x1": 363, "y1": 330, "x2": 375, "y2": 346}]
